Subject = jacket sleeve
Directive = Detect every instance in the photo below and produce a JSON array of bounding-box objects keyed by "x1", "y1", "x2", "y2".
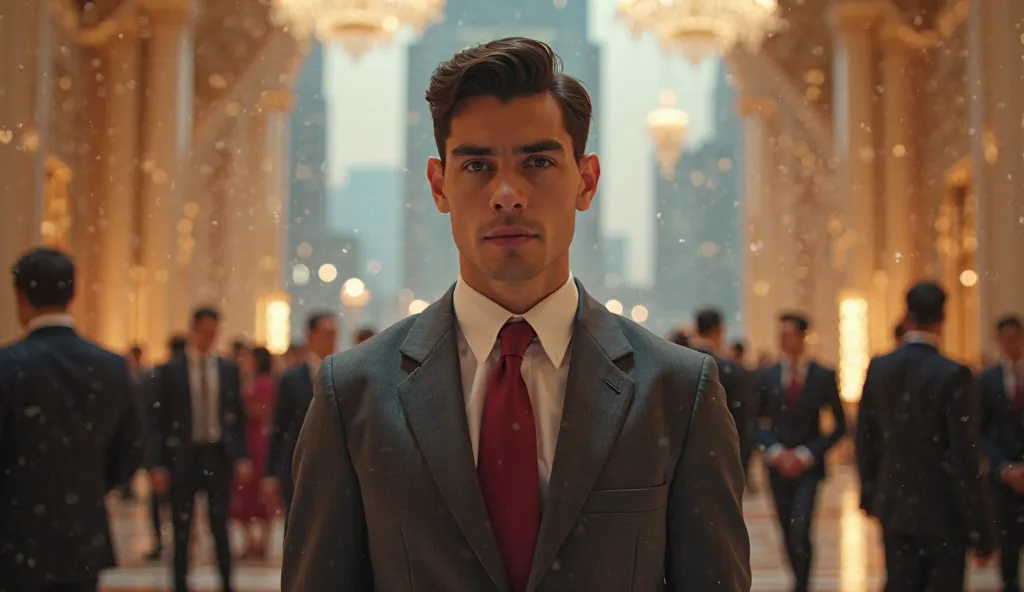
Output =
[
  {"x1": 282, "y1": 356, "x2": 373, "y2": 591},
  {"x1": 665, "y1": 355, "x2": 751, "y2": 591}
]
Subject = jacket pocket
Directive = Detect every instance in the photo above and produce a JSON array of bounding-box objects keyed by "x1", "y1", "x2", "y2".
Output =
[{"x1": 582, "y1": 483, "x2": 669, "y2": 514}]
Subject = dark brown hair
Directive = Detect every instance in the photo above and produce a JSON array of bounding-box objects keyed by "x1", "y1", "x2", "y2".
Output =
[{"x1": 425, "y1": 37, "x2": 592, "y2": 162}]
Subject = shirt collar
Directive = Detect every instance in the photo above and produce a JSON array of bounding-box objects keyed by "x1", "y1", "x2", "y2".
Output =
[
  {"x1": 26, "y1": 313, "x2": 74, "y2": 332},
  {"x1": 905, "y1": 330, "x2": 940, "y2": 348},
  {"x1": 453, "y1": 274, "x2": 578, "y2": 368},
  {"x1": 781, "y1": 355, "x2": 810, "y2": 375},
  {"x1": 1003, "y1": 357, "x2": 1024, "y2": 373}
]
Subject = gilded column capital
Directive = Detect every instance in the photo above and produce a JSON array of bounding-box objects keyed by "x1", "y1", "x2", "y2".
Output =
[
  {"x1": 260, "y1": 90, "x2": 296, "y2": 113},
  {"x1": 139, "y1": 0, "x2": 193, "y2": 23},
  {"x1": 735, "y1": 98, "x2": 777, "y2": 118}
]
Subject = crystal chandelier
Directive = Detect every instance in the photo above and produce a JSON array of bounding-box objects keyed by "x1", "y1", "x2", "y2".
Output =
[
  {"x1": 617, "y1": 0, "x2": 780, "y2": 64},
  {"x1": 647, "y1": 90, "x2": 689, "y2": 180},
  {"x1": 272, "y1": 0, "x2": 445, "y2": 57}
]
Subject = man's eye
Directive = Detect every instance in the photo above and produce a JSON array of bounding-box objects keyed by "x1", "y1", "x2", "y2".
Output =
[
  {"x1": 463, "y1": 161, "x2": 489, "y2": 172},
  {"x1": 526, "y1": 156, "x2": 554, "y2": 168}
]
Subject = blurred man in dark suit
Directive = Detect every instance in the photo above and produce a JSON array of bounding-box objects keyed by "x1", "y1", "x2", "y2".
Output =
[
  {"x1": 691, "y1": 308, "x2": 754, "y2": 482},
  {"x1": 753, "y1": 312, "x2": 846, "y2": 592},
  {"x1": 149, "y1": 308, "x2": 251, "y2": 592},
  {"x1": 858, "y1": 282, "x2": 994, "y2": 591},
  {"x1": 264, "y1": 311, "x2": 338, "y2": 516},
  {"x1": 980, "y1": 314, "x2": 1024, "y2": 592},
  {"x1": 0, "y1": 248, "x2": 144, "y2": 592}
]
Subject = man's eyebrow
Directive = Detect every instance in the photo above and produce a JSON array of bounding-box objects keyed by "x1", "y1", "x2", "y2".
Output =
[{"x1": 449, "y1": 139, "x2": 565, "y2": 158}]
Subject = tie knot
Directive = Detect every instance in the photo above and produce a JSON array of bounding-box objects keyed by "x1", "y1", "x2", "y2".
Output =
[{"x1": 499, "y1": 321, "x2": 536, "y2": 359}]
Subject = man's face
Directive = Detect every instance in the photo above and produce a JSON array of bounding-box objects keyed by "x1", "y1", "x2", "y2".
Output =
[
  {"x1": 998, "y1": 325, "x2": 1024, "y2": 360},
  {"x1": 426, "y1": 93, "x2": 600, "y2": 283},
  {"x1": 778, "y1": 321, "x2": 806, "y2": 357},
  {"x1": 190, "y1": 318, "x2": 219, "y2": 354},
  {"x1": 307, "y1": 317, "x2": 337, "y2": 358}
]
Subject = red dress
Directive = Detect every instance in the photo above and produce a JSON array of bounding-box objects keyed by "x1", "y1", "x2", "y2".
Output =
[{"x1": 231, "y1": 374, "x2": 276, "y2": 522}]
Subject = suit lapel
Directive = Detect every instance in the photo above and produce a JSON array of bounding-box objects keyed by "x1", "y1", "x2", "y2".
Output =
[
  {"x1": 396, "y1": 287, "x2": 510, "y2": 592},
  {"x1": 527, "y1": 282, "x2": 636, "y2": 591}
]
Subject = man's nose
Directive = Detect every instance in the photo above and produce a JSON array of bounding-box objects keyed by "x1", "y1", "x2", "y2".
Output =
[{"x1": 489, "y1": 181, "x2": 525, "y2": 211}]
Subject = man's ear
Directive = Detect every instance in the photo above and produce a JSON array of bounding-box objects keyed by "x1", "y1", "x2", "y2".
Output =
[
  {"x1": 575, "y1": 153, "x2": 601, "y2": 212},
  {"x1": 427, "y1": 157, "x2": 449, "y2": 214}
]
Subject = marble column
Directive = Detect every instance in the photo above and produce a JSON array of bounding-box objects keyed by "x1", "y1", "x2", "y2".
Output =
[
  {"x1": 138, "y1": 0, "x2": 194, "y2": 359},
  {"x1": 96, "y1": 29, "x2": 141, "y2": 352},
  {"x1": 221, "y1": 116, "x2": 260, "y2": 344},
  {"x1": 0, "y1": 0, "x2": 50, "y2": 342},
  {"x1": 880, "y1": 27, "x2": 917, "y2": 334},
  {"x1": 258, "y1": 90, "x2": 293, "y2": 296},
  {"x1": 968, "y1": 0, "x2": 1024, "y2": 353},
  {"x1": 830, "y1": 1, "x2": 885, "y2": 354},
  {"x1": 737, "y1": 97, "x2": 778, "y2": 358}
]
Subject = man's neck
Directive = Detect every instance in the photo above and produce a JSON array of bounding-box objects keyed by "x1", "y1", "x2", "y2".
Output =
[{"x1": 458, "y1": 259, "x2": 570, "y2": 315}]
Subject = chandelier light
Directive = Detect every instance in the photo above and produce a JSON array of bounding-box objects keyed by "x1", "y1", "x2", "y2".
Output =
[
  {"x1": 647, "y1": 90, "x2": 689, "y2": 180},
  {"x1": 272, "y1": 0, "x2": 445, "y2": 57},
  {"x1": 617, "y1": 0, "x2": 780, "y2": 64}
]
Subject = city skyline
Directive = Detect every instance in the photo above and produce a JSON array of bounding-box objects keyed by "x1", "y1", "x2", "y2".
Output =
[{"x1": 323, "y1": 0, "x2": 718, "y2": 286}]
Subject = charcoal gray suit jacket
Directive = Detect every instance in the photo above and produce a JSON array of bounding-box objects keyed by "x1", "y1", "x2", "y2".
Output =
[{"x1": 282, "y1": 280, "x2": 751, "y2": 592}]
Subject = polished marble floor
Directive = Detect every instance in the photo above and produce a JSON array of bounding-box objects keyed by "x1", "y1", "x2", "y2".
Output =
[{"x1": 98, "y1": 465, "x2": 1007, "y2": 591}]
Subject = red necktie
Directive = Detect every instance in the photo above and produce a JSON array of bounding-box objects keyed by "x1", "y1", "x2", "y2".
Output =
[
  {"x1": 787, "y1": 372, "x2": 801, "y2": 406},
  {"x1": 478, "y1": 321, "x2": 539, "y2": 592}
]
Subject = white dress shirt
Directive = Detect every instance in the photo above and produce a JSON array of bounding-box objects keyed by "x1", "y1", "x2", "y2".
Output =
[
  {"x1": 186, "y1": 346, "x2": 221, "y2": 443},
  {"x1": 766, "y1": 356, "x2": 815, "y2": 466},
  {"x1": 25, "y1": 313, "x2": 74, "y2": 332},
  {"x1": 453, "y1": 274, "x2": 578, "y2": 497},
  {"x1": 1003, "y1": 357, "x2": 1024, "y2": 402}
]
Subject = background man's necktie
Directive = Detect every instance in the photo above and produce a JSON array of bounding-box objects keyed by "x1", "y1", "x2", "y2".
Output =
[
  {"x1": 787, "y1": 372, "x2": 802, "y2": 407},
  {"x1": 199, "y1": 358, "x2": 211, "y2": 441},
  {"x1": 477, "y1": 321, "x2": 539, "y2": 592}
]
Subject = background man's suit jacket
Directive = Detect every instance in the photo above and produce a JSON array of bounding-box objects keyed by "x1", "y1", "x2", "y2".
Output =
[
  {"x1": 0, "y1": 325, "x2": 144, "y2": 589},
  {"x1": 283, "y1": 281, "x2": 751, "y2": 592}
]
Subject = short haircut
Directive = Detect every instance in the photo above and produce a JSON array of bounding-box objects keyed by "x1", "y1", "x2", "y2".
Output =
[
  {"x1": 11, "y1": 248, "x2": 75, "y2": 308},
  {"x1": 192, "y1": 307, "x2": 220, "y2": 326},
  {"x1": 694, "y1": 308, "x2": 723, "y2": 336},
  {"x1": 249, "y1": 346, "x2": 274, "y2": 375},
  {"x1": 905, "y1": 281, "x2": 946, "y2": 326},
  {"x1": 307, "y1": 311, "x2": 335, "y2": 333},
  {"x1": 425, "y1": 36, "x2": 592, "y2": 161},
  {"x1": 779, "y1": 312, "x2": 810, "y2": 334},
  {"x1": 168, "y1": 335, "x2": 188, "y2": 356},
  {"x1": 996, "y1": 315, "x2": 1023, "y2": 333},
  {"x1": 667, "y1": 330, "x2": 689, "y2": 348}
]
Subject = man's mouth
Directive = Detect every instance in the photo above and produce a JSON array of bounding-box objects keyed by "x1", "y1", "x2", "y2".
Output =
[{"x1": 483, "y1": 226, "x2": 538, "y2": 246}]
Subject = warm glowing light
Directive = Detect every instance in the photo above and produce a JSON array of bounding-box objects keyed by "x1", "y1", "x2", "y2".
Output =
[
  {"x1": 647, "y1": 90, "x2": 689, "y2": 180},
  {"x1": 272, "y1": 0, "x2": 445, "y2": 57},
  {"x1": 408, "y1": 299, "x2": 429, "y2": 315},
  {"x1": 838, "y1": 295, "x2": 869, "y2": 403},
  {"x1": 630, "y1": 305, "x2": 649, "y2": 323},
  {"x1": 291, "y1": 264, "x2": 311, "y2": 286},
  {"x1": 617, "y1": 0, "x2": 780, "y2": 64},
  {"x1": 261, "y1": 294, "x2": 291, "y2": 355},
  {"x1": 605, "y1": 299, "x2": 624, "y2": 315},
  {"x1": 959, "y1": 269, "x2": 978, "y2": 287},
  {"x1": 340, "y1": 278, "x2": 371, "y2": 308},
  {"x1": 318, "y1": 263, "x2": 338, "y2": 283}
]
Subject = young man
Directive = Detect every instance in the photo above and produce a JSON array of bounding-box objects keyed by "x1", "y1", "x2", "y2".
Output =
[
  {"x1": 857, "y1": 282, "x2": 994, "y2": 591},
  {"x1": 0, "y1": 248, "x2": 144, "y2": 591},
  {"x1": 980, "y1": 315, "x2": 1024, "y2": 592},
  {"x1": 282, "y1": 37, "x2": 750, "y2": 592},
  {"x1": 149, "y1": 307, "x2": 251, "y2": 592},
  {"x1": 753, "y1": 313, "x2": 846, "y2": 592}
]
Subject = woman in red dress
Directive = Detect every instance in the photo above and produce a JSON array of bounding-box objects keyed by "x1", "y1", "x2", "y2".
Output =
[{"x1": 231, "y1": 346, "x2": 277, "y2": 560}]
